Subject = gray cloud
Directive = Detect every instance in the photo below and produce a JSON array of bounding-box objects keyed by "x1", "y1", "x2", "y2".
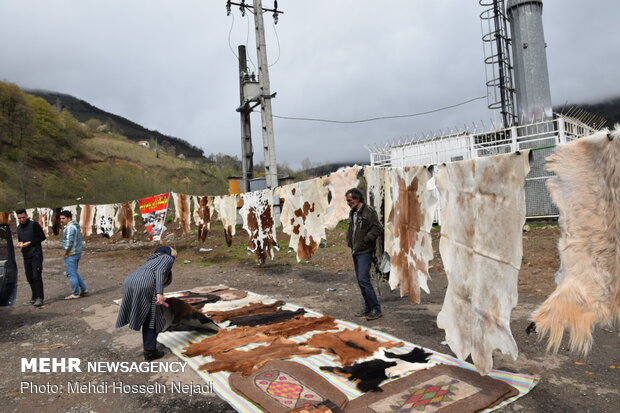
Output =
[{"x1": 1, "y1": 0, "x2": 618, "y2": 167}]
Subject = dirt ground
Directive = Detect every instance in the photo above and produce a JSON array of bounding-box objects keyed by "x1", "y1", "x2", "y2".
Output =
[{"x1": 0, "y1": 223, "x2": 618, "y2": 413}]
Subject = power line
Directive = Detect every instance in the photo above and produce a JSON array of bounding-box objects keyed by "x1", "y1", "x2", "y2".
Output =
[
  {"x1": 273, "y1": 96, "x2": 487, "y2": 124},
  {"x1": 227, "y1": 12, "x2": 238, "y2": 60},
  {"x1": 268, "y1": 20, "x2": 281, "y2": 67}
]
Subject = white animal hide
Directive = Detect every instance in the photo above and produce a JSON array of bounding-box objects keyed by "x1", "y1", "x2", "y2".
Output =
[
  {"x1": 214, "y1": 194, "x2": 238, "y2": 246},
  {"x1": 323, "y1": 165, "x2": 362, "y2": 229},
  {"x1": 436, "y1": 151, "x2": 530, "y2": 375},
  {"x1": 95, "y1": 204, "x2": 117, "y2": 237},
  {"x1": 277, "y1": 178, "x2": 328, "y2": 261}
]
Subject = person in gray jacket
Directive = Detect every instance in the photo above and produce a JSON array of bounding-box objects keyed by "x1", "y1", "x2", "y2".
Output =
[{"x1": 345, "y1": 188, "x2": 383, "y2": 320}]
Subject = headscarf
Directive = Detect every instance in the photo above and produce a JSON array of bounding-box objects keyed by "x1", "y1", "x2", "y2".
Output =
[
  {"x1": 154, "y1": 246, "x2": 177, "y2": 258},
  {"x1": 153, "y1": 246, "x2": 176, "y2": 286}
]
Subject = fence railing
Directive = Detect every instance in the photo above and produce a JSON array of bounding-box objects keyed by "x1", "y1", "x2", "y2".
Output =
[{"x1": 368, "y1": 115, "x2": 597, "y2": 218}]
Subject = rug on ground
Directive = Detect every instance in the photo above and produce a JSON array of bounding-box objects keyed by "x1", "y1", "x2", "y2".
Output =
[{"x1": 158, "y1": 291, "x2": 538, "y2": 413}]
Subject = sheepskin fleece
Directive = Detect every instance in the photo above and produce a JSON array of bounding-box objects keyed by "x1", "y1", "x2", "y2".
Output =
[
  {"x1": 532, "y1": 128, "x2": 620, "y2": 354},
  {"x1": 436, "y1": 151, "x2": 530, "y2": 375}
]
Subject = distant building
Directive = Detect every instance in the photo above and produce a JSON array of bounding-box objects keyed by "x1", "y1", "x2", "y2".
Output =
[{"x1": 137, "y1": 140, "x2": 150, "y2": 148}]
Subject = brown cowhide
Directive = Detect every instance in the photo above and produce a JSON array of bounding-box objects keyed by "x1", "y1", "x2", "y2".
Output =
[
  {"x1": 172, "y1": 192, "x2": 192, "y2": 235},
  {"x1": 0, "y1": 212, "x2": 10, "y2": 225},
  {"x1": 277, "y1": 178, "x2": 329, "y2": 261},
  {"x1": 262, "y1": 315, "x2": 338, "y2": 338},
  {"x1": 183, "y1": 326, "x2": 271, "y2": 358},
  {"x1": 436, "y1": 151, "x2": 530, "y2": 375},
  {"x1": 388, "y1": 166, "x2": 437, "y2": 304},
  {"x1": 307, "y1": 328, "x2": 403, "y2": 366},
  {"x1": 205, "y1": 300, "x2": 285, "y2": 323},
  {"x1": 240, "y1": 189, "x2": 278, "y2": 265},
  {"x1": 79, "y1": 204, "x2": 95, "y2": 237},
  {"x1": 198, "y1": 337, "x2": 321, "y2": 375},
  {"x1": 192, "y1": 195, "x2": 214, "y2": 242},
  {"x1": 114, "y1": 202, "x2": 136, "y2": 238},
  {"x1": 532, "y1": 128, "x2": 620, "y2": 355},
  {"x1": 51, "y1": 207, "x2": 62, "y2": 236}
]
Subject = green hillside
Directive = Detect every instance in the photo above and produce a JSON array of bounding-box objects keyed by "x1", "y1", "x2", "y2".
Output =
[
  {"x1": 27, "y1": 89, "x2": 205, "y2": 158},
  {"x1": 0, "y1": 82, "x2": 236, "y2": 211}
]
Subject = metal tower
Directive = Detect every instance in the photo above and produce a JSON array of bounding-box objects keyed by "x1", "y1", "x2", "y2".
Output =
[
  {"x1": 506, "y1": 0, "x2": 552, "y2": 124},
  {"x1": 480, "y1": 0, "x2": 517, "y2": 128}
]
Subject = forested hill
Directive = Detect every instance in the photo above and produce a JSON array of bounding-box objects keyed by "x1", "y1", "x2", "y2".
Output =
[
  {"x1": 27, "y1": 89, "x2": 204, "y2": 158},
  {"x1": 0, "y1": 82, "x2": 236, "y2": 211}
]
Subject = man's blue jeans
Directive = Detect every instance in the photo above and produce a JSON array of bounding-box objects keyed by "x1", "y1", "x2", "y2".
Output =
[
  {"x1": 64, "y1": 254, "x2": 87, "y2": 296},
  {"x1": 352, "y1": 253, "x2": 380, "y2": 312}
]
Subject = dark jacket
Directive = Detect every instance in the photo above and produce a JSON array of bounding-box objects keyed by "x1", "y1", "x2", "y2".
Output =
[
  {"x1": 17, "y1": 219, "x2": 46, "y2": 258},
  {"x1": 346, "y1": 204, "x2": 383, "y2": 255}
]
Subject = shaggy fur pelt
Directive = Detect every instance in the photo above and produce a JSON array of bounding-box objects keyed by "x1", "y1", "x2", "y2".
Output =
[
  {"x1": 163, "y1": 297, "x2": 219, "y2": 332},
  {"x1": 532, "y1": 127, "x2": 620, "y2": 354},
  {"x1": 320, "y1": 359, "x2": 397, "y2": 392}
]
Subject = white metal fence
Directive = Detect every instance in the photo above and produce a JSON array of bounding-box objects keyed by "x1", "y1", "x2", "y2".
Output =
[{"x1": 368, "y1": 115, "x2": 597, "y2": 218}]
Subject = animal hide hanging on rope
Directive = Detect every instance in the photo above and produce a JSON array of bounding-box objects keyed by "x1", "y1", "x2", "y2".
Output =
[
  {"x1": 95, "y1": 204, "x2": 117, "y2": 238},
  {"x1": 172, "y1": 192, "x2": 192, "y2": 235},
  {"x1": 50, "y1": 207, "x2": 63, "y2": 236},
  {"x1": 277, "y1": 178, "x2": 329, "y2": 261},
  {"x1": 322, "y1": 165, "x2": 362, "y2": 230},
  {"x1": 36, "y1": 208, "x2": 53, "y2": 237},
  {"x1": 240, "y1": 189, "x2": 278, "y2": 264},
  {"x1": 0, "y1": 212, "x2": 10, "y2": 225},
  {"x1": 114, "y1": 201, "x2": 137, "y2": 239},
  {"x1": 532, "y1": 128, "x2": 620, "y2": 355},
  {"x1": 436, "y1": 150, "x2": 530, "y2": 375},
  {"x1": 79, "y1": 205, "x2": 95, "y2": 237},
  {"x1": 388, "y1": 166, "x2": 438, "y2": 304},
  {"x1": 214, "y1": 194, "x2": 238, "y2": 246},
  {"x1": 192, "y1": 195, "x2": 214, "y2": 242}
]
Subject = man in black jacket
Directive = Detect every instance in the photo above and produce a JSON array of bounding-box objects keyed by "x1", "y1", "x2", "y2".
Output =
[
  {"x1": 16, "y1": 209, "x2": 46, "y2": 307},
  {"x1": 345, "y1": 188, "x2": 383, "y2": 320}
]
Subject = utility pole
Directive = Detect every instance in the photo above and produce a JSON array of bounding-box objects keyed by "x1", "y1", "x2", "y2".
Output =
[
  {"x1": 252, "y1": 0, "x2": 278, "y2": 190},
  {"x1": 238, "y1": 45, "x2": 254, "y2": 192},
  {"x1": 227, "y1": 0, "x2": 282, "y2": 189}
]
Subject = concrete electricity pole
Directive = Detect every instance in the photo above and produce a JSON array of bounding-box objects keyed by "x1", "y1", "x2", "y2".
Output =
[
  {"x1": 252, "y1": 0, "x2": 278, "y2": 190},
  {"x1": 238, "y1": 45, "x2": 254, "y2": 192},
  {"x1": 227, "y1": 0, "x2": 282, "y2": 190}
]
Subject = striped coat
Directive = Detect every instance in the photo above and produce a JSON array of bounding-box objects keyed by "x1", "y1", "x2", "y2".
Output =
[{"x1": 115, "y1": 254, "x2": 174, "y2": 332}]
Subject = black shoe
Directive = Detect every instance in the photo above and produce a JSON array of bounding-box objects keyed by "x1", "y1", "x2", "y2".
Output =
[
  {"x1": 354, "y1": 309, "x2": 370, "y2": 317},
  {"x1": 144, "y1": 349, "x2": 165, "y2": 361},
  {"x1": 23, "y1": 300, "x2": 35, "y2": 306},
  {"x1": 366, "y1": 309, "x2": 383, "y2": 320},
  {"x1": 33, "y1": 298, "x2": 44, "y2": 307}
]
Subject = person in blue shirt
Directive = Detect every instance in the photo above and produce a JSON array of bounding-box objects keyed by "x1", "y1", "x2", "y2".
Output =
[{"x1": 60, "y1": 210, "x2": 89, "y2": 300}]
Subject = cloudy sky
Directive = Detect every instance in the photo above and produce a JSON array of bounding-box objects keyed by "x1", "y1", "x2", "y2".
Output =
[{"x1": 1, "y1": 0, "x2": 618, "y2": 167}]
